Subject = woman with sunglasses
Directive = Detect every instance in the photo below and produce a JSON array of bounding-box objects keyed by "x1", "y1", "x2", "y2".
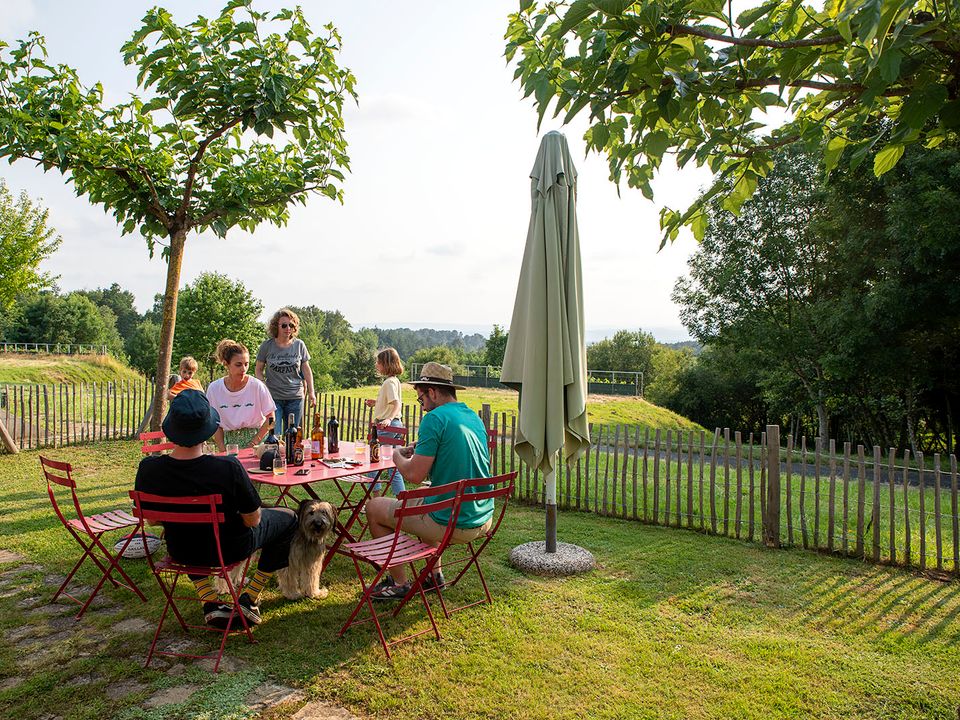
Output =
[{"x1": 255, "y1": 308, "x2": 315, "y2": 436}]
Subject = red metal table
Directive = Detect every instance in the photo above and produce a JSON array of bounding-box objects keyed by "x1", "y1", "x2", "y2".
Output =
[{"x1": 237, "y1": 442, "x2": 396, "y2": 570}]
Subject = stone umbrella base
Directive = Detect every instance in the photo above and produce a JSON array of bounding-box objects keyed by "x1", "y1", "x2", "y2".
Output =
[{"x1": 508, "y1": 541, "x2": 595, "y2": 576}]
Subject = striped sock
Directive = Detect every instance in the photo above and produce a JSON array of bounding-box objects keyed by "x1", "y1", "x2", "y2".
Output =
[
  {"x1": 244, "y1": 570, "x2": 272, "y2": 602},
  {"x1": 191, "y1": 576, "x2": 219, "y2": 603}
]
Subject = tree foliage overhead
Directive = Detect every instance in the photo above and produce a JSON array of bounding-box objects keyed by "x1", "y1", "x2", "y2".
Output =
[
  {"x1": 0, "y1": 0, "x2": 356, "y2": 427},
  {"x1": 671, "y1": 141, "x2": 960, "y2": 452},
  {"x1": 0, "y1": 178, "x2": 60, "y2": 308},
  {"x1": 506, "y1": 0, "x2": 958, "y2": 243}
]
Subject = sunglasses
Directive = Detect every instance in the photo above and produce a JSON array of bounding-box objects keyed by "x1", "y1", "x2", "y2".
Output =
[{"x1": 279, "y1": 323, "x2": 296, "y2": 329}]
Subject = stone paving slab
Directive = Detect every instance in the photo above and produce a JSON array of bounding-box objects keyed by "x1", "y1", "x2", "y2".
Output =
[
  {"x1": 245, "y1": 682, "x2": 306, "y2": 714},
  {"x1": 0, "y1": 550, "x2": 26, "y2": 564},
  {"x1": 143, "y1": 684, "x2": 200, "y2": 708},
  {"x1": 291, "y1": 701, "x2": 362, "y2": 720}
]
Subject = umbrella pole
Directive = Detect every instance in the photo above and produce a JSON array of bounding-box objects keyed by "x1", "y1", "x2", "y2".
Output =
[{"x1": 545, "y1": 452, "x2": 557, "y2": 553}]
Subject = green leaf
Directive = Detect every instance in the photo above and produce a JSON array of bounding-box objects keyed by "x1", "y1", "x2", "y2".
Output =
[
  {"x1": 690, "y1": 210, "x2": 708, "y2": 241},
  {"x1": 736, "y1": 0, "x2": 780, "y2": 27},
  {"x1": 823, "y1": 136, "x2": 847, "y2": 174},
  {"x1": 873, "y1": 143, "x2": 904, "y2": 177},
  {"x1": 877, "y1": 49, "x2": 902, "y2": 83},
  {"x1": 557, "y1": 0, "x2": 595, "y2": 35},
  {"x1": 900, "y1": 84, "x2": 948, "y2": 130}
]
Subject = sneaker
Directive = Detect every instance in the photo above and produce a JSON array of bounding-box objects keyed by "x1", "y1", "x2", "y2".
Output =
[
  {"x1": 422, "y1": 572, "x2": 446, "y2": 592},
  {"x1": 203, "y1": 601, "x2": 233, "y2": 629},
  {"x1": 372, "y1": 579, "x2": 411, "y2": 601},
  {"x1": 236, "y1": 592, "x2": 262, "y2": 626},
  {"x1": 369, "y1": 576, "x2": 395, "y2": 594}
]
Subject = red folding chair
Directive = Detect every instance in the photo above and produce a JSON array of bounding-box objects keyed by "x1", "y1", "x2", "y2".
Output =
[
  {"x1": 398, "y1": 472, "x2": 516, "y2": 619},
  {"x1": 338, "y1": 483, "x2": 463, "y2": 658},
  {"x1": 40, "y1": 456, "x2": 148, "y2": 619},
  {"x1": 130, "y1": 491, "x2": 255, "y2": 673},
  {"x1": 140, "y1": 431, "x2": 174, "y2": 455},
  {"x1": 375, "y1": 422, "x2": 408, "y2": 496}
]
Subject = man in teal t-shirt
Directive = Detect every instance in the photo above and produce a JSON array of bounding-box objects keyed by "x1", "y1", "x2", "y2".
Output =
[{"x1": 365, "y1": 361, "x2": 492, "y2": 600}]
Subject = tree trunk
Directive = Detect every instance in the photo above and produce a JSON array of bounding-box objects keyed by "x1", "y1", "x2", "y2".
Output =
[
  {"x1": 815, "y1": 391, "x2": 829, "y2": 444},
  {"x1": 151, "y1": 228, "x2": 188, "y2": 431}
]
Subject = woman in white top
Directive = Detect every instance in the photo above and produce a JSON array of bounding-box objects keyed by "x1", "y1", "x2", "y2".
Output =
[
  {"x1": 368, "y1": 347, "x2": 405, "y2": 495},
  {"x1": 206, "y1": 338, "x2": 276, "y2": 451}
]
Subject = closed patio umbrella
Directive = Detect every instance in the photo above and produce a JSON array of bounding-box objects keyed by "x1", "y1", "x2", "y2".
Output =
[{"x1": 501, "y1": 131, "x2": 590, "y2": 554}]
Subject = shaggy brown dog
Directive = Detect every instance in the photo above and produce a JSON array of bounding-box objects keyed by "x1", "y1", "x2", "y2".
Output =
[{"x1": 275, "y1": 499, "x2": 337, "y2": 600}]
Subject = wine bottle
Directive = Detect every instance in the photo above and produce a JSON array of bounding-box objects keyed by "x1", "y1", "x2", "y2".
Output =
[
  {"x1": 327, "y1": 414, "x2": 339, "y2": 454},
  {"x1": 285, "y1": 413, "x2": 297, "y2": 464},
  {"x1": 311, "y1": 409, "x2": 325, "y2": 459},
  {"x1": 369, "y1": 423, "x2": 381, "y2": 463},
  {"x1": 264, "y1": 419, "x2": 279, "y2": 453}
]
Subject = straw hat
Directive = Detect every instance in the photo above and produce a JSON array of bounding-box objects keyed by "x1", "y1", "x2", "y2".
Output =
[{"x1": 409, "y1": 361, "x2": 466, "y2": 390}]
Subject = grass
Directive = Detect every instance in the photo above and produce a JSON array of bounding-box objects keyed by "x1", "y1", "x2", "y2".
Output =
[
  {"x1": 2, "y1": 442, "x2": 960, "y2": 718},
  {"x1": 336, "y1": 385, "x2": 705, "y2": 435},
  {"x1": 0, "y1": 354, "x2": 144, "y2": 385}
]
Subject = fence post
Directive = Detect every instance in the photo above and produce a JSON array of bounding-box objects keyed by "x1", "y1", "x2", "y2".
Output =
[
  {"x1": 481, "y1": 403, "x2": 491, "y2": 431},
  {"x1": 764, "y1": 425, "x2": 781, "y2": 548}
]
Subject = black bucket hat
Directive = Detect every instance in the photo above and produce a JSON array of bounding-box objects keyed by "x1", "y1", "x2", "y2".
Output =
[{"x1": 161, "y1": 389, "x2": 220, "y2": 447}]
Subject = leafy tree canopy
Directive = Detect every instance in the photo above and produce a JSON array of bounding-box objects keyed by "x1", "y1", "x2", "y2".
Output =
[
  {"x1": 586, "y1": 329, "x2": 656, "y2": 375},
  {"x1": 77, "y1": 283, "x2": 141, "y2": 339},
  {"x1": 483, "y1": 324, "x2": 510, "y2": 367},
  {"x1": 7, "y1": 291, "x2": 123, "y2": 353},
  {"x1": 126, "y1": 319, "x2": 160, "y2": 377},
  {"x1": 0, "y1": 178, "x2": 60, "y2": 308},
  {"x1": 0, "y1": 0, "x2": 356, "y2": 427},
  {"x1": 173, "y1": 272, "x2": 264, "y2": 370},
  {"x1": 506, "y1": 0, "x2": 957, "y2": 243}
]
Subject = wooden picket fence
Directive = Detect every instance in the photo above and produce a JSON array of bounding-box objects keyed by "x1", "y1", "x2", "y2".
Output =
[
  {"x1": 1, "y1": 379, "x2": 156, "y2": 449},
  {"x1": 2, "y1": 383, "x2": 955, "y2": 579}
]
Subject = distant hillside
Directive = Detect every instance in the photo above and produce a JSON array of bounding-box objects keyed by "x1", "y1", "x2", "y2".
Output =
[
  {"x1": 366, "y1": 327, "x2": 487, "y2": 359},
  {"x1": 0, "y1": 354, "x2": 145, "y2": 385}
]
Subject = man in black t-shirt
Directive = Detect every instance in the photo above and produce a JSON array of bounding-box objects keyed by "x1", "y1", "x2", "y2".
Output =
[{"x1": 135, "y1": 390, "x2": 296, "y2": 629}]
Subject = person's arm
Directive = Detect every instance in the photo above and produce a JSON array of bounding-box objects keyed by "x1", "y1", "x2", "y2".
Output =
[
  {"x1": 213, "y1": 426, "x2": 226, "y2": 452},
  {"x1": 393, "y1": 450, "x2": 434, "y2": 485},
  {"x1": 240, "y1": 508, "x2": 262, "y2": 527},
  {"x1": 301, "y1": 359, "x2": 315, "y2": 407},
  {"x1": 250, "y1": 414, "x2": 272, "y2": 447},
  {"x1": 255, "y1": 360, "x2": 266, "y2": 383}
]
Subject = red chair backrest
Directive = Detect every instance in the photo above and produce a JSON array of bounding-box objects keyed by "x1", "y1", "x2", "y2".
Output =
[
  {"x1": 487, "y1": 428, "x2": 497, "y2": 454},
  {"x1": 381, "y1": 483, "x2": 464, "y2": 562},
  {"x1": 140, "y1": 431, "x2": 175, "y2": 455},
  {"x1": 459, "y1": 471, "x2": 516, "y2": 538},
  {"x1": 40, "y1": 455, "x2": 91, "y2": 535},
  {"x1": 374, "y1": 423, "x2": 408, "y2": 447},
  {"x1": 130, "y1": 491, "x2": 229, "y2": 568}
]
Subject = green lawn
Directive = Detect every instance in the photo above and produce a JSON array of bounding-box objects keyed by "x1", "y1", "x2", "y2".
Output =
[
  {"x1": 0, "y1": 354, "x2": 144, "y2": 385},
  {"x1": 337, "y1": 384, "x2": 705, "y2": 435},
  {"x1": 1, "y1": 441, "x2": 959, "y2": 719}
]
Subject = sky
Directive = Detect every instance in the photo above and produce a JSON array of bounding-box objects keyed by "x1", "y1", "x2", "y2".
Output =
[{"x1": 0, "y1": 0, "x2": 712, "y2": 343}]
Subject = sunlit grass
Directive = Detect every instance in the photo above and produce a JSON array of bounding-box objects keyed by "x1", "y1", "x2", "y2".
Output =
[{"x1": 1, "y1": 441, "x2": 959, "y2": 719}]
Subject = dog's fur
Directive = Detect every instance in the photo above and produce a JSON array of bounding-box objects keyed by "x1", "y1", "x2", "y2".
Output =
[{"x1": 275, "y1": 499, "x2": 337, "y2": 600}]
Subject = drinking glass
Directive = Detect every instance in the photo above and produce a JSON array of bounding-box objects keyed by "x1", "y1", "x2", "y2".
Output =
[
  {"x1": 226, "y1": 443, "x2": 239, "y2": 456},
  {"x1": 382, "y1": 445, "x2": 393, "y2": 460},
  {"x1": 354, "y1": 440, "x2": 367, "y2": 460},
  {"x1": 273, "y1": 452, "x2": 284, "y2": 475}
]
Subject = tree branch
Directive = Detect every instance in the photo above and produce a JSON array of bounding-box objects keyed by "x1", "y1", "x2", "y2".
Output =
[
  {"x1": 668, "y1": 24, "x2": 844, "y2": 49},
  {"x1": 178, "y1": 117, "x2": 243, "y2": 222},
  {"x1": 193, "y1": 183, "x2": 326, "y2": 226}
]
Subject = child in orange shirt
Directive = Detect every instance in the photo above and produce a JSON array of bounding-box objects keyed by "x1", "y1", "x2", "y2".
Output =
[{"x1": 168, "y1": 356, "x2": 204, "y2": 399}]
